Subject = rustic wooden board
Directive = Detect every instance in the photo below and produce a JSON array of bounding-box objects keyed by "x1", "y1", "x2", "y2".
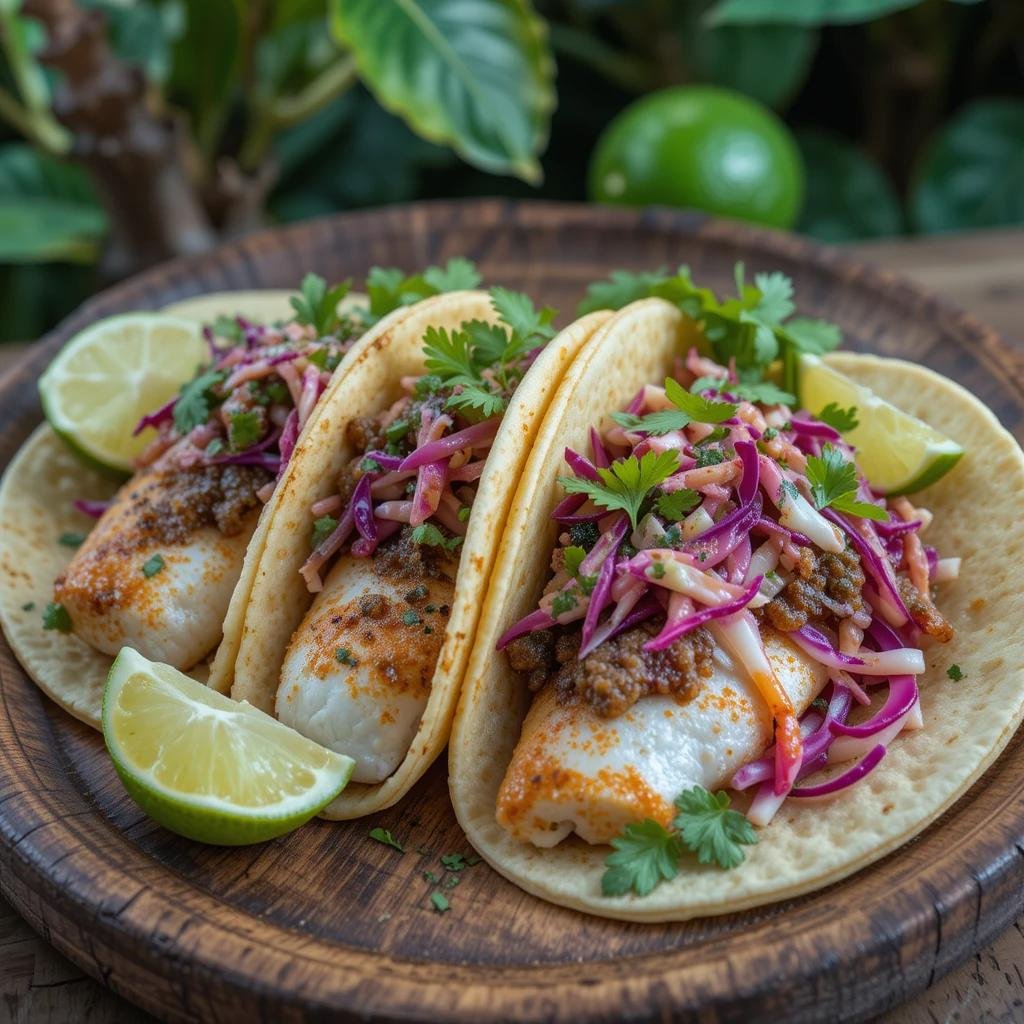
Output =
[{"x1": 2, "y1": 200, "x2": 1024, "y2": 1024}]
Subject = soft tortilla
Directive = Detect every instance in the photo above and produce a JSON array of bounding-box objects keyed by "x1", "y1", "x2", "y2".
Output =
[
  {"x1": 228, "y1": 293, "x2": 611, "y2": 818},
  {"x1": 0, "y1": 290, "x2": 369, "y2": 728},
  {"x1": 449, "y1": 298, "x2": 1024, "y2": 922}
]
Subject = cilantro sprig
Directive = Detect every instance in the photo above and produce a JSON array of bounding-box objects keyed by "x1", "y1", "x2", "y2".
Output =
[
  {"x1": 290, "y1": 273, "x2": 352, "y2": 336},
  {"x1": 816, "y1": 402, "x2": 860, "y2": 433},
  {"x1": 602, "y1": 786, "x2": 757, "y2": 896},
  {"x1": 421, "y1": 287, "x2": 556, "y2": 420},
  {"x1": 578, "y1": 263, "x2": 841, "y2": 402},
  {"x1": 559, "y1": 450, "x2": 679, "y2": 530},
  {"x1": 363, "y1": 258, "x2": 481, "y2": 326},
  {"x1": 804, "y1": 444, "x2": 887, "y2": 521},
  {"x1": 609, "y1": 377, "x2": 737, "y2": 436},
  {"x1": 173, "y1": 369, "x2": 226, "y2": 435}
]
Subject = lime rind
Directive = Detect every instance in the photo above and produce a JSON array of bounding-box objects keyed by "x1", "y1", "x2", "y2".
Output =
[{"x1": 102, "y1": 648, "x2": 354, "y2": 845}]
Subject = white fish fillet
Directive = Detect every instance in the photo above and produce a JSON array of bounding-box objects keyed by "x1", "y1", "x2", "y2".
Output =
[
  {"x1": 54, "y1": 469, "x2": 256, "y2": 668},
  {"x1": 496, "y1": 628, "x2": 827, "y2": 846},
  {"x1": 276, "y1": 552, "x2": 454, "y2": 784}
]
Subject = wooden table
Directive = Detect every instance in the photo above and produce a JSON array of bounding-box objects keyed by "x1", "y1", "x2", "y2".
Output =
[{"x1": 1, "y1": 226, "x2": 1023, "y2": 1024}]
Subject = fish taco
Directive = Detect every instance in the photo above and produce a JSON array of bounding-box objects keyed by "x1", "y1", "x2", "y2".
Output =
[
  {"x1": 449, "y1": 267, "x2": 1024, "y2": 921},
  {"x1": 0, "y1": 263, "x2": 478, "y2": 728},
  {"x1": 223, "y1": 287, "x2": 611, "y2": 818}
]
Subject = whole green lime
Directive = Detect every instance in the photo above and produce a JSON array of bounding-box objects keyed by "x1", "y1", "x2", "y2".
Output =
[{"x1": 588, "y1": 86, "x2": 804, "y2": 229}]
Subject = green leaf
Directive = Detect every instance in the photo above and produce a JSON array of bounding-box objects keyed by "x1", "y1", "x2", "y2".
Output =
[
  {"x1": 228, "y1": 410, "x2": 263, "y2": 451},
  {"x1": 410, "y1": 522, "x2": 462, "y2": 550},
  {"x1": 424, "y1": 257, "x2": 481, "y2": 292},
  {"x1": 141, "y1": 553, "x2": 166, "y2": 579},
  {"x1": 705, "y1": 0, "x2": 978, "y2": 27},
  {"x1": 947, "y1": 664, "x2": 965, "y2": 682},
  {"x1": 289, "y1": 272, "x2": 351, "y2": 334},
  {"x1": 311, "y1": 515, "x2": 339, "y2": 548},
  {"x1": 369, "y1": 826, "x2": 405, "y2": 851},
  {"x1": 804, "y1": 443, "x2": 887, "y2": 520},
  {"x1": 42, "y1": 602, "x2": 72, "y2": 633},
  {"x1": 82, "y1": 0, "x2": 182, "y2": 84},
  {"x1": 559, "y1": 450, "x2": 680, "y2": 530},
  {"x1": 831, "y1": 494, "x2": 887, "y2": 521},
  {"x1": 422, "y1": 325, "x2": 477, "y2": 382},
  {"x1": 362, "y1": 258, "x2": 481, "y2": 324},
  {"x1": 655, "y1": 489, "x2": 700, "y2": 522},
  {"x1": 563, "y1": 545, "x2": 586, "y2": 576},
  {"x1": 0, "y1": 145, "x2": 107, "y2": 263},
  {"x1": 601, "y1": 819, "x2": 682, "y2": 897},
  {"x1": 672, "y1": 786, "x2": 756, "y2": 870},
  {"x1": 816, "y1": 402, "x2": 859, "y2": 432},
  {"x1": 173, "y1": 370, "x2": 226, "y2": 435},
  {"x1": 330, "y1": 0, "x2": 555, "y2": 183},
  {"x1": 445, "y1": 383, "x2": 506, "y2": 418},
  {"x1": 783, "y1": 317, "x2": 842, "y2": 355},
  {"x1": 576, "y1": 268, "x2": 670, "y2": 315},
  {"x1": 664, "y1": 377, "x2": 738, "y2": 424},
  {"x1": 610, "y1": 409, "x2": 690, "y2": 436},
  {"x1": 797, "y1": 131, "x2": 903, "y2": 242},
  {"x1": 911, "y1": 99, "x2": 1024, "y2": 234}
]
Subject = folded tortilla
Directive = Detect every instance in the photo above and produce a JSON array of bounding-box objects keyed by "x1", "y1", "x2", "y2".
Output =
[
  {"x1": 221, "y1": 292, "x2": 611, "y2": 818},
  {"x1": 0, "y1": 290, "x2": 375, "y2": 728},
  {"x1": 449, "y1": 297, "x2": 1024, "y2": 921}
]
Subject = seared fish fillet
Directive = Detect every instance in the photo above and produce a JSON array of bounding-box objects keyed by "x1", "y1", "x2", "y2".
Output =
[
  {"x1": 54, "y1": 467, "x2": 261, "y2": 668},
  {"x1": 276, "y1": 552, "x2": 454, "y2": 784},
  {"x1": 496, "y1": 628, "x2": 826, "y2": 846}
]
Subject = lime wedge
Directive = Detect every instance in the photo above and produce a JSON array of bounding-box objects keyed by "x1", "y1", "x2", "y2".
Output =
[
  {"x1": 39, "y1": 314, "x2": 209, "y2": 475},
  {"x1": 798, "y1": 354, "x2": 964, "y2": 495},
  {"x1": 102, "y1": 648, "x2": 354, "y2": 845}
]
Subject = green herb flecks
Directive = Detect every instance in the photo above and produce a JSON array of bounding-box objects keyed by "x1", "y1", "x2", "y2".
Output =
[
  {"x1": 228, "y1": 409, "x2": 263, "y2": 451},
  {"x1": 290, "y1": 273, "x2": 351, "y2": 337},
  {"x1": 336, "y1": 648, "x2": 359, "y2": 667},
  {"x1": 58, "y1": 531, "x2": 86, "y2": 547},
  {"x1": 42, "y1": 602, "x2": 71, "y2": 632},
  {"x1": 430, "y1": 892, "x2": 450, "y2": 913},
  {"x1": 410, "y1": 523, "x2": 463, "y2": 552},
  {"x1": 311, "y1": 515, "x2": 338, "y2": 549},
  {"x1": 947, "y1": 664, "x2": 965, "y2": 682},
  {"x1": 559, "y1": 450, "x2": 679, "y2": 530},
  {"x1": 141, "y1": 554, "x2": 165, "y2": 578},
  {"x1": 805, "y1": 444, "x2": 887, "y2": 521},
  {"x1": 369, "y1": 827, "x2": 404, "y2": 852},
  {"x1": 173, "y1": 370, "x2": 226, "y2": 435}
]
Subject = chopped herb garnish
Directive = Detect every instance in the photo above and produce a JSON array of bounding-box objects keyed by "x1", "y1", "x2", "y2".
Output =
[
  {"x1": 368, "y1": 827, "x2": 404, "y2": 852},
  {"x1": 385, "y1": 419, "x2": 410, "y2": 445},
  {"x1": 601, "y1": 785, "x2": 757, "y2": 897},
  {"x1": 805, "y1": 444, "x2": 887, "y2": 521},
  {"x1": 205, "y1": 437, "x2": 225, "y2": 456},
  {"x1": 443, "y1": 874, "x2": 461, "y2": 889},
  {"x1": 761, "y1": 427, "x2": 778, "y2": 441},
  {"x1": 141, "y1": 554, "x2": 165, "y2": 578},
  {"x1": 42, "y1": 602, "x2": 71, "y2": 632},
  {"x1": 656, "y1": 488, "x2": 700, "y2": 522},
  {"x1": 414, "y1": 374, "x2": 445, "y2": 397},
  {"x1": 58, "y1": 531, "x2": 85, "y2": 547},
  {"x1": 289, "y1": 272, "x2": 351, "y2": 336},
  {"x1": 811, "y1": 696, "x2": 829, "y2": 712},
  {"x1": 694, "y1": 446, "x2": 726, "y2": 468},
  {"x1": 402, "y1": 610, "x2": 422, "y2": 626},
  {"x1": 21, "y1": 601, "x2": 35, "y2": 612},
  {"x1": 410, "y1": 523, "x2": 462, "y2": 551},
  {"x1": 650, "y1": 562, "x2": 666, "y2": 580},
  {"x1": 361, "y1": 456, "x2": 383, "y2": 473},
  {"x1": 663, "y1": 524, "x2": 682, "y2": 547},
  {"x1": 173, "y1": 369, "x2": 226, "y2": 435},
  {"x1": 816, "y1": 402, "x2": 860, "y2": 433},
  {"x1": 457, "y1": 506, "x2": 471, "y2": 522},
  {"x1": 694, "y1": 427, "x2": 730, "y2": 446},
  {"x1": 551, "y1": 591, "x2": 578, "y2": 616},
  {"x1": 563, "y1": 545, "x2": 586, "y2": 577},
  {"x1": 364, "y1": 258, "x2": 481, "y2": 326},
  {"x1": 430, "y1": 891, "x2": 450, "y2": 913},
  {"x1": 423, "y1": 871, "x2": 440, "y2": 884},
  {"x1": 311, "y1": 515, "x2": 338, "y2": 549},
  {"x1": 664, "y1": 377, "x2": 738, "y2": 424},
  {"x1": 441, "y1": 853, "x2": 468, "y2": 871},
  {"x1": 336, "y1": 648, "x2": 358, "y2": 667},
  {"x1": 947, "y1": 664, "x2": 965, "y2": 682},
  {"x1": 559, "y1": 450, "x2": 679, "y2": 530},
  {"x1": 228, "y1": 409, "x2": 263, "y2": 451},
  {"x1": 779, "y1": 479, "x2": 800, "y2": 503},
  {"x1": 578, "y1": 573, "x2": 598, "y2": 596}
]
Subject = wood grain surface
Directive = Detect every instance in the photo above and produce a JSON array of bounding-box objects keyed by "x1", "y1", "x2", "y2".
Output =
[{"x1": 1, "y1": 201, "x2": 1024, "y2": 1024}]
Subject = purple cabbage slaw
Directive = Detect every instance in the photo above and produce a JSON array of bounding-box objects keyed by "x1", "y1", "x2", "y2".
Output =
[{"x1": 497, "y1": 347, "x2": 958, "y2": 821}]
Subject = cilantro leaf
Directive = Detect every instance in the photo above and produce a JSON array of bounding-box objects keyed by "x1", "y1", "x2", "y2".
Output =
[
  {"x1": 462, "y1": 319, "x2": 511, "y2": 367},
  {"x1": 656, "y1": 489, "x2": 700, "y2": 522},
  {"x1": 227, "y1": 410, "x2": 263, "y2": 451},
  {"x1": 611, "y1": 408, "x2": 691, "y2": 436},
  {"x1": 752, "y1": 271, "x2": 794, "y2": 325},
  {"x1": 311, "y1": 515, "x2": 338, "y2": 549},
  {"x1": 59, "y1": 531, "x2": 85, "y2": 547},
  {"x1": 289, "y1": 273, "x2": 351, "y2": 336},
  {"x1": 423, "y1": 257, "x2": 481, "y2": 293},
  {"x1": 563, "y1": 545, "x2": 586, "y2": 577},
  {"x1": 369, "y1": 827, "x2": 404, "y2": 852},
  {"x1": 672, "y1": 786, "x2": 757, "y2": 870},
  {"x1": 664, "y1": 377, "x2": 738, "y2": 424},
  {"x1": 947, "y1": 664, "x2": 965, "y2": 681},
  {"x1": 490, "y1": 286, "x2": 556, "y2": 352},
  {"x1": 559, "y1": 450, "x2": 680, "y2": 530},
  {"x1": 816, "y1": 402, "x2": 860, "y2": 432},
  {"x1": 422, "y1": 325, "x2": 477, "y2": 383},
  {"x1": 42, "y1": 601, "x2": 71, "y2": 632},
  {"x1": 784, "y1": 317, "x2": 842, "y2": 355},
  {"x1": 805, "y1": 444, "x2": 887, "y2": 521},
  {"x1": 410, "y1": 523, "x2": 462, "y2": 551},
  {"x1": 445, "y1": 383, "x2": 506, "y2": 419},
  {"x1": 601, "y1": 819, "x2": 682, "y2": 897},
  {"x1": 732, "y1": 379, "x2": 796, "y2": 406},
  {"x1": 551, "y1": 591, "x2": 578, "y2": 616},
  {"x1": 576, "y1": 268, "x2": 670, "y2": 315},
  {"x1": 173, "y1": 370, "x2": 226, "y2": 435}
]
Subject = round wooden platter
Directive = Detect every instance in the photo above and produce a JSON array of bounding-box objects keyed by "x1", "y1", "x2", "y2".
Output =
[{"x1": 2, "y1": 200, "x2": 1024, "y2": 1024}]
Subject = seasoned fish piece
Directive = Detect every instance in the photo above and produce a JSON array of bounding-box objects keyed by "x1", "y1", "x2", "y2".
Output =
[
  {"x1": 496, "y1": 628, "x2": 827, "y2": 847},
  {"x1": 276, "y1": 552, "x2": 454, "y2": 784},
  {"x1": 54, "y1": 465, "x2": 264, "y2": 667}
]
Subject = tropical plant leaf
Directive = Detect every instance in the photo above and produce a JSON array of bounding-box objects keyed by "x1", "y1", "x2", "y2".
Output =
[
  {"x1": 0, "y1": 145, "x2": 107, "y2": 262},
  {"x1": 330, "y1": 0, "x2": 555, "y2": 183},
  {"x1": 706, "y1": 0, "x2": 982, "y2": 26},
  {"x1": 796, "y1": 130, "x2": 903, "y2": 241},
  {"x1": 911, "y1": 99, "x2": 1024, "y2": 234}
]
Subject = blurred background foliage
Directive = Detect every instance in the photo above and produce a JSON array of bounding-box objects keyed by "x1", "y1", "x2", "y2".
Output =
[{"x1": 0, "y1": 0, "x2": 1021, "y2": 340}]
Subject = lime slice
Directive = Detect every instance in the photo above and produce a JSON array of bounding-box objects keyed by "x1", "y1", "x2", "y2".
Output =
[
  {"x1": 39, "y1": 314, "x2": 209, "y2": 475},
  {"x1": 798, "y1": 354, "x2": 964, "y2": 495},
  {"x1": 102, "y1": 648, "x2": 354, "y2": 845}
]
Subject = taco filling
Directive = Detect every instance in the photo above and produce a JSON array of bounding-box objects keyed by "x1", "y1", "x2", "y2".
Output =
[
  {"x1": 50, "y1": 276, "x2": 373, "y2": 669},
  {"x1": 278, "y1": 289, "x2": 558, "y2": 784},
  {"x1": 495, "y1": 349, "x2": 957, "y2": 849}
]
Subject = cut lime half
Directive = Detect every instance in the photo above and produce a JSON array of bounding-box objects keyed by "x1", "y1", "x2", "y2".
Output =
[
  {"x1": 798, "y1": 354, "x2": 964, "y2": 495},
  {"x1": 39, "y1": 314, "x2": 209, "y2": 475},
  {"x1": 102, "y1": 648, "x2": 354, "y2": 845}
]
